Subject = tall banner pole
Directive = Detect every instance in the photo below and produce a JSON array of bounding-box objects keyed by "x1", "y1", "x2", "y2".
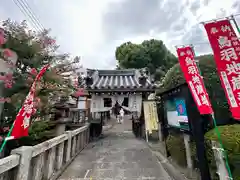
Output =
[
  {"x1": 202, "y1": 17, "x2": 240, "y2": 179},
  {"x1": 191, "y1": 45, "x2": 216, "y2": 123},
  {"x1": 231, "y1": 15, "x2": 240, "y2": 35},
  {"x1": 191, "y1": 44, "x2": 233, "y2": 179},
  {"x1": 176, "y1": 46, "x2": 212, "y2": 180},
  {"x1": 0, "y1": 64, "x2": 50, "y2": 153}
]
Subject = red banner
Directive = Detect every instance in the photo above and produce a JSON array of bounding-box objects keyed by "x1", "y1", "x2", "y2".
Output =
[
  {"x1": 204, "y1": 19, "x2": 240, "y2": 119},
  {"x1": 10, "y1": 64, "x2": 50, "y2": 138},
  {"x1": 177, "y1": 46, "x2": 213, "y2": 114}
]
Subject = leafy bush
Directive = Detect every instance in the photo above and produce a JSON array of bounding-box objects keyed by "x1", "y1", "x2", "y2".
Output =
[
  {"x1": 159, "y1": 54, "x2": 231, "y2": 124},
  {"x1": 3, "y1": 120, "x2": 56, "y2": 156},
  {"x1": 190, "y1": 140, "x2": 218, "y2": 179},
  {"x1": 190, "y1": 125, "x2": 240, "y2": 179},
  {"x1": 205, "y1": 124, "x2": 240, "y2": 180},
  {"x1": 20, "y1": 120, "x2": 56, "y2": 145},
  {"x1": 166, "y1": 133, "x2": 187, "y2": 167}
]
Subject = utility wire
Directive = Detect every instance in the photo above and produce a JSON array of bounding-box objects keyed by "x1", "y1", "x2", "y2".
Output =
[
  {"x1": 19, "y1": 0, "x2": 45, "y2": 30},
  {"x1": 12, "y1": 0, "x2": 62, "y2": 54},
  {"x1": 12, "y1": 0, "x2": 43, "y2": 32},
  {"x1": 12, "y1": 0, "x2": 42, "y2": 31},
  {"x1": 14, "y1": 0, "x2": 44, "y2": 31}
]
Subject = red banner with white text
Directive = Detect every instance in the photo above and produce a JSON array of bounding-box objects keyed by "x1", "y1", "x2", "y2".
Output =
[
  {"x1": 204, "y1": 19, "x2": 240, "y2": 120},
  {"x1": 10, "y1": 64, "x2": 50, "y2": 139},
  {"x1": 177, "y1": 46, "x2": 213, "y2": 114}
]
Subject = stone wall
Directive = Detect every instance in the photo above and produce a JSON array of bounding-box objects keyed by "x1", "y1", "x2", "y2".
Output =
[{"x1": 0, "y1": 124, "x2": 90, "y2": 180}]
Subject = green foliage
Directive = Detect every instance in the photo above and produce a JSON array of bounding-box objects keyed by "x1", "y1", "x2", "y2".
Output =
[
  {"x1": 0, "y1": 19, "x2": 77, "y2": 125},
  {"x1": 166, "y1": 133, "x2": 187, "y2": 167},
  {"x1": 3, "y1": 120, "x2": 56, "y2": 155},
  {"x1": 20, "y1": 120, "x2": 56, "y2": 145},
  {"x1": 205, "y1": 125, "x2": 240, "y2": 180},
  {"x1": 115, "y1": 39, "x2": 177, "y2": 80},
  {"x1": 189, "y1": 125, "x2": 240, "y2": 179},
  {"x1": 159, "y1": 54, "x2": 231, "y2": 122},
  {"x1": 190, "y1": 140, "x2": 218, "y2": 179}
]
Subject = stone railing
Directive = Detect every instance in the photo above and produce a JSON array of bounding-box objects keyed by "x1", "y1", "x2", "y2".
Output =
[{"x1": 0, "y1": 123, "x2": 90, "y2": 180}]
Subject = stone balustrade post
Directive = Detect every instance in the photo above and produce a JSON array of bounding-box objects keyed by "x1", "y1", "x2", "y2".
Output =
[
  {"x1": 32, "y1": 153, "x2": 44, "y2": 180},
  {"x1": 72, "y1": 136, "x2": 77, "y2": 156},
  {"x1": 45, "y1": 146, "x2": 56, "y2": 179},
  {"x1": 78, "y1": 133, "x2": 82, "y2": 150},
  {"x1": 84, "y1": 130, "x2": 87, "y2": 146},
  {"x1": 11, "y1": 146, "x2": 34, "y2": 180},
  {"x1": 66, "y1": 131, "x2": 72, "y2": 162},
  {"x1": 87, "y1": 128, "x2": 90, "y2": 143},
  {"x1": 211, "y1": 141, "x2": 230, "y2": 180},
  {"x1": 183, "y1": 134, "x2": 193, "y2": 169},
  {"x1": 0, "y1": 125, "x2": 90, "y2": 180},
  {"x1": 80, "y1": 132, "x2": 83, "y2": 150},
  {"x1": 56, "y1": 142, "x2": 64, "y2": 170}
]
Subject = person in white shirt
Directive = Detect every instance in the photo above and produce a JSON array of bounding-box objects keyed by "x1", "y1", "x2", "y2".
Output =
[{"x1": 119, "y1": 108, "x2": 124, "y2": 124}]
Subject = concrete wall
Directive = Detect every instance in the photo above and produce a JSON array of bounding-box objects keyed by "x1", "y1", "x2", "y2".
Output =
[{"x1": 0, "y1": 124, "x2": 90, "y2": 180}]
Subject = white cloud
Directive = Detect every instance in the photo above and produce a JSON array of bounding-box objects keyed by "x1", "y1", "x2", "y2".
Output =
[{"x1": 0, "y1": 0, "x2": 240, "y2": 69}]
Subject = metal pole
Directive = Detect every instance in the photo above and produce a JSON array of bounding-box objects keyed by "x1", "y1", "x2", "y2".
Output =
[
  {"x1": 200, "y1": 13, "x2": 240, "y2": 24},
  {"x1": 177, "y1": 45, "x2": 211, "y2": 180},
  {"x1": 191, "y1": 45, "x2": 233, "y2": 179},
  {"x1": 231, "y1": 15, "x2": 240, "y2": 36}
]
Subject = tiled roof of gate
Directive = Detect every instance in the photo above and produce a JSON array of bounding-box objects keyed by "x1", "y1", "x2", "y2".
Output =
[{"x1": 88, "y1": 69, "x2": 154, "y2": 90}]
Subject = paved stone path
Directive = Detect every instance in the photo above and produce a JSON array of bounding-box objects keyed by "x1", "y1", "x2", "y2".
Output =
[{"x1": 59, "y1": 120, "x2": 173, "y2": 180}]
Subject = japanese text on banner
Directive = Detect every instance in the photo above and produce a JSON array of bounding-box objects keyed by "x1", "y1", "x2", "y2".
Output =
[
  {"x1": 177, "y1": 46, "x2": 213, "y2": 114},
  {"x1": 204, "y1": 19, "x2": 240, "y2": 119}
]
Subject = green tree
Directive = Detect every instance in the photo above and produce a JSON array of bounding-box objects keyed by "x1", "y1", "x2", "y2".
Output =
[
  {"x1": 159, "y1": 54, "x2": 231, "y2": 123},
  {"x1": 0, "y1": 19, "x2": 77, "y2": 125},
  {"x1": 115, "y1": 39, "x2": 177, "y2": 80}
]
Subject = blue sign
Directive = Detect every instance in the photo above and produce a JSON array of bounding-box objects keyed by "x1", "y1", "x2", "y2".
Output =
[
  {"x1": 165, "y1": 98, "x2": 189, "y2": 131},
  {"x1": 175, "y1": 99, "x2": 187, "y2": 116}
]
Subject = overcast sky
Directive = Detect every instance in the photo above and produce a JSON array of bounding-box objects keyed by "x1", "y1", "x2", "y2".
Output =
[{"x1": 0, "y1": 0, "x2": 240, "y2": 69}]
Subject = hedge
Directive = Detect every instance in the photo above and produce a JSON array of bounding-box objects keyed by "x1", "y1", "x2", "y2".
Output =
[
  {"x1": 3, "y1": 120, "x2": 56, "y2": 156},
  {"x1": 165, "y1": 125, "x2": 240, "y2": 180},
  {"x1": 166, "y1": 132, "x2": 187, "y2": 167},
  {"x1": 205, "y1": 124, "x2": 240, "y2": 180}
]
